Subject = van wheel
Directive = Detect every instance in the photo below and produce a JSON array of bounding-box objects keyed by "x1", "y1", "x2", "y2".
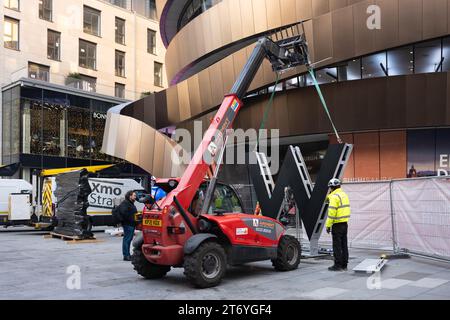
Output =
[
  {"x1": 184, "y1": 241, "x2": 227, "y2": 289},
  {"x1": 272, "y1": 235, "x2": 301, "y2": 271}
]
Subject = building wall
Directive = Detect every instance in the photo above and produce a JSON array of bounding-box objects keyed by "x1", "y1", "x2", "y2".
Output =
[{"x1": 0, "y1": 0, "x2": 167, "y2": 100}]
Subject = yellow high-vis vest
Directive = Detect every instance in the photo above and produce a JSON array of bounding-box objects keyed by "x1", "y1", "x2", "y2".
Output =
[{"x1": 326, "y1": 188, "x2": 351, "y2": 228}]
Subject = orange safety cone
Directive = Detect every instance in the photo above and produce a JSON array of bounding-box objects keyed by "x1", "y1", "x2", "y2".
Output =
[{"x1": 254, "y1": 202, "x2": 262, "y2": 216}]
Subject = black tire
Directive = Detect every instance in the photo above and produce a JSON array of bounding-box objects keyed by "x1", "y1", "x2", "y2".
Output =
[
  {"x1": 272, "y1": 235, "x2": 301, "y2": 271},
  {"x1": 131, "y1": 247, "x2": 171, "y2": 279},
  {"x1": 184, "y1": 241, "x2": 227, "y2": 289}
]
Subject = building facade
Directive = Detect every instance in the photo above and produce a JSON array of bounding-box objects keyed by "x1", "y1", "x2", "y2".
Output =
[
  {"x1": 104, "y1": 0, "x2": 450, "y2": 183},
  {"x1": 1, "y1": 0, "x2": 167, "y2": 180}
]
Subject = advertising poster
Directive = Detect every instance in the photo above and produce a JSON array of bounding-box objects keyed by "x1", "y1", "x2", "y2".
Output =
[{"x1": 407, "y1": 129, "x2": 450, "y2": 177}]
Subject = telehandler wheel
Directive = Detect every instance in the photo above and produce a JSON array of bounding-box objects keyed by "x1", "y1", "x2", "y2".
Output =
[
  {"x1": 184, "y1": 241, "x2": 227, "y2": 289},
  {"x1": 131, "y1": 247, "x2": 171, "y2": 279},
  {"x1": 272, "y1": 235, "x2": 301, "y2": 271}
]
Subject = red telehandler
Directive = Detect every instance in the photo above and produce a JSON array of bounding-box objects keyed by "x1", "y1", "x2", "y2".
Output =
[{"x1": 132, "y1": 28, "x2": 312, "y2": 288}]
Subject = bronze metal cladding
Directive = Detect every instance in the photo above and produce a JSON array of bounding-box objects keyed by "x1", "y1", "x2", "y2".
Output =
[{"x1": 103, "y1": 0, "x2": 450, "y2": 175}]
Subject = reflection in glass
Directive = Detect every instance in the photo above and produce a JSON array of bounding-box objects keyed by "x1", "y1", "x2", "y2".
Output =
[
  {"x1": 338, "y1": 59, "x2": 361, "y2": 81},
  {"x1": 362, "y1": 52, "x2": 387, "y2": 79},
  {"x1": 22, "y1": 99, "x2": 43, "y2": 155},
  {"x1": 42, "y1": 103, "x2": 65, "y2": 157},
  {"x1": 415, "y1": 40, "x2": 442, "y2": 74},
  {"x1": 388, "y1": 46, "x2": 414, "y2": 76},
  {"x1": 315, "y1": 68, "x2": 338, "y2": 84},
  {"x1": 68, "y1": 108, "x2": 90, "y2": 159},
  {"x1": 92, "y1": 111, "x2": 107, "y2": 160},
  {"x1": 442, "y1": 37, "x2": 450, "y2": 72}
]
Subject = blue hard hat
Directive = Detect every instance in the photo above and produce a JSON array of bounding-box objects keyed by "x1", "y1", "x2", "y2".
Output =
[{"x1": 151, "y1": 186, "x2": 167, "y2": 201}]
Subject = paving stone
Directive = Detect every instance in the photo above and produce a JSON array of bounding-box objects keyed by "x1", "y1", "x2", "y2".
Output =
[
  {"x1": 409, "y1": 278, "x2": 449, "y2": 289},
  {"x1": 380, "y1": 278, "x2": 412, "y2": 290},
  {"x1": 394, "y1": 272, "x2": 431, "y2": 281}
]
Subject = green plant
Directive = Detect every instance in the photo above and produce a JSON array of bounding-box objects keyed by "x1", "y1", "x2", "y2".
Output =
[{"x1": 67, "y1": 72, "x2": 82, "y2": 79}]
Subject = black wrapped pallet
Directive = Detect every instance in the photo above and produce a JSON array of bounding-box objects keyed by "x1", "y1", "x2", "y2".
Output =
[{"x1": 53, "y1": 169, "x2": 93, "y2": 239}]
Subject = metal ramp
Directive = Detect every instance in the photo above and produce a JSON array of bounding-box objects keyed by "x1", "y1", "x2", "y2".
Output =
[{"x1": 353, "y1": 259, "x2": 388, "y2": 274}]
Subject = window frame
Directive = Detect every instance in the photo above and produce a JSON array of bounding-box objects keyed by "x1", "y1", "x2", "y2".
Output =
[
  {"x1": 83, "y1": 5, "x2": 101, "y2": 37},
  {"x1": 39, "y1": 0, "x2": 53, "y2": 22},
  {"x1": 115, "y1": 17, "x2": 126, "y2": 45},
  {"x1": 4, "y1": 0, "x2": 19, "y2": 11},
  {"x1": 47, "y1": 29, "x2": 61, "y2": 61},
  {"x1": 115, "y1": 82, "x2": 125, "y2": 98},
  {"x1": 115, "y1": 50, "x2": 126, "y2": 77},
  {"x1": 4, "y1": 16, "x2": 20, "y2": 51},
  {"x1": 28, "y1": 62, "x2": 50, "y2": 82},
  {"x1": 147, "y1": 29, "x2": 156, "y2": 55},
  {"x1": 154, "y1": 61, "x2": 163, "y2": 87},
  {"x1": 79, "y1": 39, "x2": 97, "y2": 70}
]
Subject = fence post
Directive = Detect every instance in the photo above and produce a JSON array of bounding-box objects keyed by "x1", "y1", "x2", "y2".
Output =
[{"x1": 389, "y1": 180, "x2": 400, "y2": 253}]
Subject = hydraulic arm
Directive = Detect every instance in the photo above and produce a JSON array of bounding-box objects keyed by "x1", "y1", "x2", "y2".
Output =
[{"x1": 158, "y1": 35, "x2": 310, "y2": 213}]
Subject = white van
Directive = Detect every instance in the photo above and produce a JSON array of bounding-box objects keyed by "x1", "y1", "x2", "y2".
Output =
[
  {"x1": 0, "y1": 179, "x2": 33, "y2": 226},
  {"x1": 43, "y1": 177, "x2": 146, "y2": 227}
]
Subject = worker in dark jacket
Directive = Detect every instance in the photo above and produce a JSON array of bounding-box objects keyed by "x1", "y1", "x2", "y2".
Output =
[{"x1": 119, "y1": 191, "x2": 138, "y2": 261}]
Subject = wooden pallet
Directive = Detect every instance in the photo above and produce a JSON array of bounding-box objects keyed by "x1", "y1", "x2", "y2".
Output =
[{"x1": 44, "y1": 232, "x2": 103, "y2": 244}]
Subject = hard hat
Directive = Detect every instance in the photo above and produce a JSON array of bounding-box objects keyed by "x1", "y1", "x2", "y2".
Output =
[{"x1": 328, "y1": 178, "x2": 342, "y2": 188}]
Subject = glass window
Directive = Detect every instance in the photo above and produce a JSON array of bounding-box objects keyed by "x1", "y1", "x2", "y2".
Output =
[
  {"x1": 115, "y1": 50, "x2": 126, "y2": 77},
  {"x1": 4, "y1": 17, "x2": 19, "y2": 50},
  {"x1": 315, "y1": 68, "x2": 338, "y2": 85},
  {"x1": 154, "y1": 62, "x2": 163, "y2": 87},
  {"x1": 362, "y1": 52, "x2": 387, "y2": 79},
  {"x1": 2, "y1": 89, "x2": 12, "y2": 161},
  {"x1": 109, "y1": 0, "x2": 128, "y2": 9},
  {"x1": 4, "y1": 0, "x2": 19, "y2": 10},
  {"x1": 147, "y1": 29, "x2": 156, "y2": 54},
  {"x1": 68, "y1": 107, "x2": 91, "y2": 159},
  {"x1": 115, "y1": 83, "x2": 125, "y2": 98},
  {"x1": 22, "y1": 99, "x2": 43, "y2": 155},
  {"x1": 42, "y1": 96, "x2": 65, "y2": 157},
  {"x1": 39, "y1": 0, "x2": 52, "y2": 21},
  {"x1": 115, "y1": 17, "x2": 125, "y2": 45},
  {"x1": 388, "y1": 45, "x2": 414, "y2": 76},
  {"x1": 338, "y1": 59, "x2": 362, "y2": 81},
  {"x1": 83, "y1": 6, "x2": 101, "y2": 36},
  {"x1": 47, "y1": 29, "x2": 61, "y2": 61},
  {"x1": 91, "y1": 103, "x2": 111, "y2": 160},
  {"x1": 79, "y1": 39, "x2": 97, "y2": 70},
  {"x1": 443, "y1": 37, "x2": 450, "y2": 72},
  {"x1": 28, "y1": 62, "x2": 50, "y2": 82},
  {"x1": 415, "y1": 39, "x2": 443, "y2": 74},
  {"x1": 132, "y1": 0, "x2": 157, "y2": 20}
]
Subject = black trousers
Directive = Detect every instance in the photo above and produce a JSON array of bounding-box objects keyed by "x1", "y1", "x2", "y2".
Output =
[{"x1": 332, "y1": 222, "x2": 349, "y2": 268}]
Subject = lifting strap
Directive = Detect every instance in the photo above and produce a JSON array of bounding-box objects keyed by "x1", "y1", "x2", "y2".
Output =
[
  {"x1": 308, "y1": 69, "x2": 343, "y2": 144},
  {"x1": 257, "y1": 69, "x2": 343, "y2": 145}
]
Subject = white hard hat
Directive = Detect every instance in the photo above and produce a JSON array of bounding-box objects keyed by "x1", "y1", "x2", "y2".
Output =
[{"x1": 328, "y1": 178, "x2": 342, "y2": 188}]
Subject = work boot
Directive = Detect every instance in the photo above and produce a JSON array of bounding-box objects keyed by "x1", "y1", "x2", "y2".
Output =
[
  {"x1": 328, "y1": 265, "x2": 343, "y2": 272},
  {"x1": 123, "y1": 256, "x2": 131, "y2": 261}
]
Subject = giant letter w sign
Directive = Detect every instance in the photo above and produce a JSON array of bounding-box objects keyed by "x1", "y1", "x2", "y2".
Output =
[{"x1": 250, "y1": 144, "x2": 353, "y2": 255}]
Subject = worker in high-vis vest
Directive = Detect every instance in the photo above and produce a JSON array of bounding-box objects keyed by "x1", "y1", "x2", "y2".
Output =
[{"x1": 326, "y1": 179, "x2": 351, "y2": 272}]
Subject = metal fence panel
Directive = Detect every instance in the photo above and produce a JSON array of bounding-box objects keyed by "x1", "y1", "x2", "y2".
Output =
[{"x1": 392, "y1": 178, "x2": 450, "y2": 260}]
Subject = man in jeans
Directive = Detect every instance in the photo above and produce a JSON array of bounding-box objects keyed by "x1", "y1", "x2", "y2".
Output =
[{"x1": 119, "y1": 191, "x2": 138, "y2": 261}]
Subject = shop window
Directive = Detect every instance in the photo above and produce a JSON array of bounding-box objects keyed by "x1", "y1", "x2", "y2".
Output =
[
  {"x1": 68, "y1": 107, "x2": 91, "y2": 159},
  {"x1": 42, "y1": 91, "x2": 65, "y2": 157},
  {"x1": 388, "y1": 45, "x2": 414, "y2": 76},
  {"x1": 362, "y1": 52, "x2": 387, "y2": 79},
  {"x1": 22, "y1": 99, "x2": 43, "y2": 155}
]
